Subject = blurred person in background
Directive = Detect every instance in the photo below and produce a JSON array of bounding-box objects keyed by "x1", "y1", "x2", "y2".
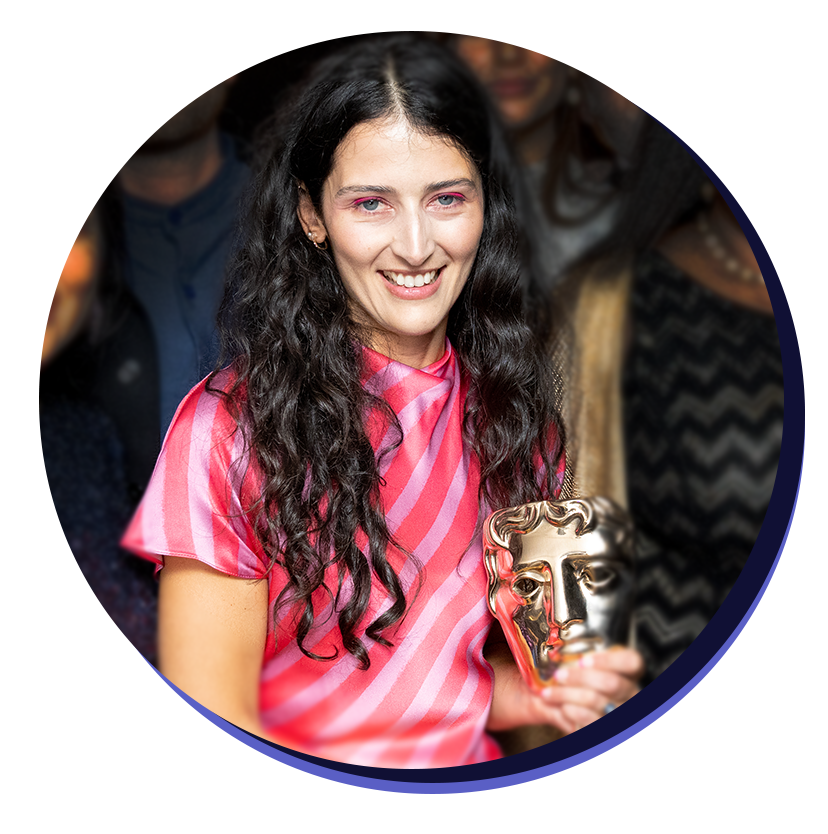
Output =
[
  {"x1": 41, "y1": 206, "x2": 159, "y2": 662},
  {"x1": 451, "y1": 36, "x2": 645, "y2": 294},
  {"x1": 112, "y1": 77, "x2": 251, "y2": 444},
  {"x1": 553, "y1": 120, "x2": 782, "y2": 684},
  {"x1": 39, "y1": 73, "x2": 291, "y2": 666}
]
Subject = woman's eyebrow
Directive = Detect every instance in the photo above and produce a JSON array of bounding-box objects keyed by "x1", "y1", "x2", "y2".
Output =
[
  {"x1": 427, "y1": 178, "x2": 478, "y2": 192},
  {"x1": 335, "y1": 178, "x2": 479, "y2": 198},
  {"x1": 334, "y1": 185, "x2": 394, "y2": 197}
]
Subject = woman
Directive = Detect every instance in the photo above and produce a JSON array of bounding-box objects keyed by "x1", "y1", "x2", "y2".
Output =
[{"x1": 123, "y1": 34, "x2": 641, "y2": 768}]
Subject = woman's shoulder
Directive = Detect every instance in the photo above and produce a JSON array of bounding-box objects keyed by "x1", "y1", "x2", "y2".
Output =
[
  {"x1": 122, "y1": 365, "x2": 266, "y2": 579},
  {"x1": 162, "y1": 367, "x2": 247, "y2": 460}
]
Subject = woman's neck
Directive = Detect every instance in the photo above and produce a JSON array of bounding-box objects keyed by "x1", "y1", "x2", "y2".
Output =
[{"x1": 365, "y1": 328, "x2": 448, "y2": 369}]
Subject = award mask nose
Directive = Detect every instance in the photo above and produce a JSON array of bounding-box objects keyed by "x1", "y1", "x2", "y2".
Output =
[{"x1": 552, "y1": 566, "x2": 586, "y2": 630}]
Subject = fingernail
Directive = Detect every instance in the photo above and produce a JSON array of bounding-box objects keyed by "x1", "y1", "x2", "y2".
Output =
[
  {"x1": 580, "y1": 654, "x2": 594, "y2": 668},
  {"x1": 554, "y1": 666, "x2": 569, "y2": 683}
]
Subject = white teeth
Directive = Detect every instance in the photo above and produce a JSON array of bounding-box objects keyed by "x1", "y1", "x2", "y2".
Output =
[{"x1": 383, "y1": 269, "x2": 439, "y2": 287}]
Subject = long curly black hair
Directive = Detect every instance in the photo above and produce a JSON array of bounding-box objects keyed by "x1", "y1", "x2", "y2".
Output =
[{"x1": 212, "y1": 33, "x2": 565, "y2": 669}]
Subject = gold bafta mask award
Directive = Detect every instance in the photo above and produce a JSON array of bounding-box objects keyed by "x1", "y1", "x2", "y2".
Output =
[{"x1": 483, "y1": 497, "x2": 635, "y2": 693}]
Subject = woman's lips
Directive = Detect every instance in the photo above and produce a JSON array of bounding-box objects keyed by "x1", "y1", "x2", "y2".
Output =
[{"x1": 381, "y1": 267, "x2": 443, "y2": 299}]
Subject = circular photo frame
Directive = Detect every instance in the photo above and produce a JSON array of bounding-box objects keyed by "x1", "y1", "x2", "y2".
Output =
[{"x1": 40, "y1": 32, "x2": 803, "y2": 793}]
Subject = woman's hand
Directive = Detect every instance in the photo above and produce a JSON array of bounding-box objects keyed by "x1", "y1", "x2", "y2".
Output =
[
  {"x1": 486, "y1": 640, "x2": 644, "y2": 735},
  {"x1": 546, "y1": 648, "x2": 643, "y2": 733}
]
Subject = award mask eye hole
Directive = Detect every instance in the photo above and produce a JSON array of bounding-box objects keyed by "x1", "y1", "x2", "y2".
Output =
[
  {"x1": 511, "y1": 576, "x2": 540, "y2": 598},
  {"x1": 579, "y1": 562, "x2": 617, "y2": 591}
]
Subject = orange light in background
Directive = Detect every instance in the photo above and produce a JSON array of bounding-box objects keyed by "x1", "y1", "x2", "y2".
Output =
[{"x1": 42, "y1": 231, "x2": 99, "y2": 366}]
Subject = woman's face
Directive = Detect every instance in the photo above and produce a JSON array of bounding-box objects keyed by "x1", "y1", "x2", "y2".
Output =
[
  {"x1": 454, "y1": 37, "x2": 567, "y2": 130},
  {"x1": 301, "y1": 117, "x2": 485, "y2": 368}
]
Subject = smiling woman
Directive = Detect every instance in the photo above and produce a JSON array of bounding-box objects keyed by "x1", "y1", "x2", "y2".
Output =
[
  {"x1": 299, "y1": 118, "x2": 485, "y2": 368},
  {"x1": 121, "y1": 32, "x2": 642, "y2": 768}
]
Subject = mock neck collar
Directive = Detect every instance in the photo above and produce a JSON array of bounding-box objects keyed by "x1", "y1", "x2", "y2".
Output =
[{"x1": 361, "y1": 339, "x2": 455, "y2": 390}]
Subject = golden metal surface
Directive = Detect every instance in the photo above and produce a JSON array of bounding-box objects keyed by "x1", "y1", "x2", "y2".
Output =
[{"x1": 484, "y1": 497, "x2": 635, "y2": 692}]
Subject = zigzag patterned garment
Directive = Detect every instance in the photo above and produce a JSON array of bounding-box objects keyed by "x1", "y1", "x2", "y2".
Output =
[
  {"x1": 624, "y1": 253, "x2": 784, "y2": 683},
  {"x1": 123, "y1": 341, "x2": 526, "y2": 767}
]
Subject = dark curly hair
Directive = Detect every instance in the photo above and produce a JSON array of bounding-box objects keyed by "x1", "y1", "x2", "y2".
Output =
[{"x1": 212, "y1": 33, "x2": 565, "y2": 669}]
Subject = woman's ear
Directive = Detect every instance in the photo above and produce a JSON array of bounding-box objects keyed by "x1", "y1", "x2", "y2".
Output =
[{"x1": 297, "y1": 185, "x2": 328, "y2": 248}]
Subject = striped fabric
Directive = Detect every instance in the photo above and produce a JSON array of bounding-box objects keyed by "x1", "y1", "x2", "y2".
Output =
[{"x1": 124, "y1": 340, "x2": 558, "y2": 768}]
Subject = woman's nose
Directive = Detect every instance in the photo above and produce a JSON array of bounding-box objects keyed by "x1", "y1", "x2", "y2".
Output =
[{"x1": 390, "y1": 210, "x2": 436, "y2": 267}]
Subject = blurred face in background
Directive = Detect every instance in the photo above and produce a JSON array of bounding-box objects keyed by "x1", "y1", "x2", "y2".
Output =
[
  {"x1": 138, "y1": 79, "x2": 234, "y2": 152},
  {"x1": 42, "y1": 213, "x2": 101, "y2": 366},
  {"x1": 454, "y1": 37, "x2": 567, "y2": 130}
]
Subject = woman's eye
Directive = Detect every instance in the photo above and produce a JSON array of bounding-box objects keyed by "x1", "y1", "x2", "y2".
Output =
[
  {"x1": 356, "y1": 198, "x2": 382, "y2": 211},
  {"x1": 435, "y1": 194, "x2": 462, "y2": 207}
]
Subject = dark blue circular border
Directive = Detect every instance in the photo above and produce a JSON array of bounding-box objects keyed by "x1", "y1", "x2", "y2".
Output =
[{"x1": 150, "y1": 114, "x2": 804, "y2": 793}]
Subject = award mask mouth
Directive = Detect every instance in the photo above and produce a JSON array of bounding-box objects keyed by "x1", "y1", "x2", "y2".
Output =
[
  {"x1": 535, "y1": 635, "x2": 565, "y2": 681},
  {"x1": 542, "y1": 634, "x2": 565, "y2": 657}
]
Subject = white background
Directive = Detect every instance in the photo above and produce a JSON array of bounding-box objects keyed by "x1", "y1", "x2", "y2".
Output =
[{"x1": 4, "y1": 1, "x2": 824, "y2": 831}]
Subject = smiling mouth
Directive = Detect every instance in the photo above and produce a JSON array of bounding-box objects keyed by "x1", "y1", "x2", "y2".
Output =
[{"x1": 381, "y1": 268, "x2": 442, "y2": 288}]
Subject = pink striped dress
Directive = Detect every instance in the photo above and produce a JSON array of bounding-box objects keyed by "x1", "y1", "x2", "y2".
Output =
[{"x1": 123, "y1": 341, "x2": 560, "y2": 768}]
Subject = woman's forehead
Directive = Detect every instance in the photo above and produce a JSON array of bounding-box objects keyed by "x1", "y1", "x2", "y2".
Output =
[{"x1": 326, "y1": 117, "x2": 480, "y2": 192}]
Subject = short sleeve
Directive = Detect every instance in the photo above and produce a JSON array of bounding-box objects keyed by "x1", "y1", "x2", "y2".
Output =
[{"x1": 121, "y1": 372, "x2": 269, "y2": 579}]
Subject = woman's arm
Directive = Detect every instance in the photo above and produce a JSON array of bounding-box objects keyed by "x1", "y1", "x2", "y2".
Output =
[{"x1": 158, "y1": 555, "x2": 271, "y2": 739}]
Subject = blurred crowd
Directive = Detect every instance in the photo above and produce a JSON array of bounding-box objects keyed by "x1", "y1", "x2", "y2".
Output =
[{"x1": 40, "y1": 33, "x2": 782, "y2": 734}]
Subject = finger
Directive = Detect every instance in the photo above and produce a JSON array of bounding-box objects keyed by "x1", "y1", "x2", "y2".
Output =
[
  {"x1": 532, "y1": 686, "x2": 616, "y2": 734},
  {"x1": 556, "y1": 669, "x2": 639, "y2": 704},
  {"x1": 538, "y1": 682, "x2": 608, "y2": 714},
  {"x1": 554, "y1": 662, "x2": 640, "y2": 703},
  {"x1": 536, "y1": 703, "x2": 579, "y2": 735},
  {"x1": 579, "y1": 648, "x2": 645, "y2": 678},
  {"x1": 560, "y1": 702, "x2": 604, "y2": 733}
]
